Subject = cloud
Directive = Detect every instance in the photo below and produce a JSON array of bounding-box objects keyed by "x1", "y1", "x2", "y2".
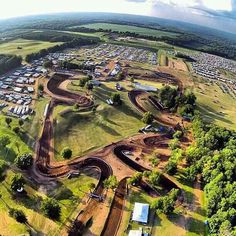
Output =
[
  {"x1": 124, "y1": 0, "x2": 236, "y2": 33},
  {"x1": 126, "y1": 0, "x2": 147, "y2": 2}
]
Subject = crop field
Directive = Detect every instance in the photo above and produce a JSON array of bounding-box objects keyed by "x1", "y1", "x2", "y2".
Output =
[
  {"x1": 80, "y1": 23, "x2": 179, "y2": 38},
  {"x1": 0, "y1": 39, "x2": 62, "y2": 58}
]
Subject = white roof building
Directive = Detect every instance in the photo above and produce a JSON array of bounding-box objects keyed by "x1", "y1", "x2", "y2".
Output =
[
  {"x1": 128, "y1": 230, "x2": 142, "y2": 236},
  {"x1": 132, "y1": 202, "x2": 149, "y2": 223}
]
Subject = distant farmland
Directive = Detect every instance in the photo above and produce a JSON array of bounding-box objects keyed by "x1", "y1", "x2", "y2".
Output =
[
  {"x1": 0, "y1": 39, "x2": 63, "y2": 58},
  {"x1": 79, "y1": 23, "x2": 179, "y2": 38}
]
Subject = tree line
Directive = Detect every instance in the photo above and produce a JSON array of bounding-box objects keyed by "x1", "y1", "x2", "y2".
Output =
[
  {"x1": 0, "y1": 54, "x2": 22, "y2": 76},
  {"x1": 25, "y1": 37, "x2": 99, "y2": 63},
  {"x1": 83, "y1": 27, "x2": 236, "y2": 60}
]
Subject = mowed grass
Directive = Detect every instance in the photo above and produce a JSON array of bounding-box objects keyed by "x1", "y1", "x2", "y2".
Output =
[
  {"x1": 24, "y1": 96, "x2": 51, "y2": 143},
  {"x1": 0, "y1": 38, "x2": 62, "y2": 58},
  {"x1": 53, "y1": 82, "x2": 144, "y2": 160},
  {"x1": 0, "y1": 169, "x2": 98, "y2": 235},
  {"x1": 194, "y1": 79, "x2": 236, "y2": 130},
  {"x1": 80, "y1": 23, "x2": 179, "y2": 38}
]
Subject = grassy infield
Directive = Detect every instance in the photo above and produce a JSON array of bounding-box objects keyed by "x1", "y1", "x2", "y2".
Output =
[{"x1": 0, "y1": 24, "x2": 235, "y2": 235}]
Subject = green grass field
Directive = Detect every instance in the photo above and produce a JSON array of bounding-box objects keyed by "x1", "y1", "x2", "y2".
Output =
[
  {"x1": 80, "y1": 23, "x2": 179, "y2": 38},
  {"x1": 194, "y1": 79, "x2": 236, "y2": 130},
  {"x1": 0, "y1": 115, "x2": 32, "y2": 163},
  {"x1": 24, "y1": 97, "x2": 51, "y2": 144},
  {"x1": 0, "y1": 39, "x2": 62, "y2": 58},
  {"x1": 53, "y1": 82, "x2": 144, "y2": 160},
  {"x1": 0, "y1": 169, "x2": 98, "y2": 235}
]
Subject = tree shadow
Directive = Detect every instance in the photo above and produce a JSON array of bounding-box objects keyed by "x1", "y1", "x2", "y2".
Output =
[
  {"x1": 96, "y1": 121, "x2": 120, "y2": 137},
  {"x1": 26, "y1": 222, "x2": 44, "y2": 236},
  {"x1": 48, "y1": 181, "x2": 74, "y2": 201},
  {"x1": 13, "y1": 192, "x2": 42, "y2": 211},
  {"x1": 19, "y1": 131, "x2": 35, "y2": 150},
  {"x1": 0, "y1": 147, "x2": 16, "y2": 163}
]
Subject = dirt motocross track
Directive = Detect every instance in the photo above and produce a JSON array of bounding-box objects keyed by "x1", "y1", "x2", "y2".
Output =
[{"x1": 34, "y1": 72, "x2": 190, "y2": 236}]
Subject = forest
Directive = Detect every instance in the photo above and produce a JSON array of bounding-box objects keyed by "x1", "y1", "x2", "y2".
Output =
[
  {"x1": 184, "y1": 115, "x2": 236, "y2": 235},
  {"x1": 0, "y1": 54, "x2": 22, "y2": 75}
]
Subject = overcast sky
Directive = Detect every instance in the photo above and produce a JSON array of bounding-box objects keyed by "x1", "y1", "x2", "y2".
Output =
[{"x1": 0, "y1": 0, "x2": 235, "y2": 33}]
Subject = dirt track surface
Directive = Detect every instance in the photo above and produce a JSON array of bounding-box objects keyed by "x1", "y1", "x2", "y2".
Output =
[
  {"x1": 33, "y1": 71, "x2": 191, "y2": 235},
  {"x1": 128, "y1": 90, "x2": 183, "y2": 127},
  {"x1": 101, "y1": 178, "x2": 127, "y2": 236},
  {"x1": 46, "y1": 73, "x2": 93, "y2": 106}
]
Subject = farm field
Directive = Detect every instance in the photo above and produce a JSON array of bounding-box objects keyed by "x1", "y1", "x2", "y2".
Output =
[
  {"x1": 0, "y1": 39, "x2": 62, "y2": 58},
  {"x1": 80, "y1": 23, "x2": 180, "y2": 38}
]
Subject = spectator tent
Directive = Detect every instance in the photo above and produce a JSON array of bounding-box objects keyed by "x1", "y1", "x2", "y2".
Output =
[{"x1": 132, "y1": 202, "x2": 149, "y2": 223}]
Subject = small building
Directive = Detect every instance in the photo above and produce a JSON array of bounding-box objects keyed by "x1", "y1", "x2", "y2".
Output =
[
  {"x1": 128, "y1": 230, "x2": 142, "y2": 236},
  {"x1": 132, "y1": 202, "x2": 149, "y2": 224}
]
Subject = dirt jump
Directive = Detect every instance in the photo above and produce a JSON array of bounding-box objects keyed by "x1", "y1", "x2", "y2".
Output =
[{"x1": 33, "y1": 71, "x2": 190, "y2": 236}]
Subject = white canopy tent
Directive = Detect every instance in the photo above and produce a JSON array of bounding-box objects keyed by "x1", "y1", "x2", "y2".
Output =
[{"x1": 132, "y1": 202, "x2": 149, "y2": 223}]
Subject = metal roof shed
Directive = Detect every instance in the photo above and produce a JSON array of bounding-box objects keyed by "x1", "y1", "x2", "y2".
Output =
[{"x1": 132, "y1": 202, "x2": 149, "y2": 224}]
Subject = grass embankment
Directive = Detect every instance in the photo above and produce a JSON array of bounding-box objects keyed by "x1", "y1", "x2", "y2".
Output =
[{"x1": 0, "y1": 39, "x2": 62, "y2": 59}]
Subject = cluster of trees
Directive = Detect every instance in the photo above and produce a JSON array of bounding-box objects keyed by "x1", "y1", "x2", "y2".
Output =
[
  {"x1": 127, "y1": 170, "x2": 161, "y2": 189},
  {"x1": 142, "y1": 111, "x2": 154, "y2": 124},
  {"x1": 143, "y1": 170, "x2": 161, "y2": 188},
  {"x1": 0, "y1": 160, "x2": 7, "y2": 180},
  {"x1": 14, "y1": 153, "x2": 33, "y2": 170},
  {"x1": 43, "y1": 59, "x2": 53, "y2": 68},
  {"x1": 4, "y1": 117, "x2": 25, "y2": 135},
  {"x1": 61, "y1": 147, "x2": 72, "y2": 159},
  {"x1": 159, "y1": 86, "x2": 196, "y2": 116},
  {"x1": 78, "y1": 75, "x2": 92, "y2": 87},
  {"x1": 103, "y1": 175, "x2": 118, "y2": 191},
  {"x1": 184, "y1": 115, "x2": 236, "y2": 234},
  {"x1": 41, "y1": 198, "x2": 61, "y2": 220},
  {"x1": 175, "y1": 52, "x2": 196, "y2": 62},
  {"x1": 9, "y1": 208, "x2": 27, "y2": 224},
  {"x1": 151, "y1": 189, "x2": 180, "y2": 214},
  {"x1": 59, "y1": 60, "x2": 95, "y2": 71},
  {"x1": 111, "y1": 93, "x2": 122, "y2": 105},
  {"x1": 0, "y1": 54, "x2": 22, "y2": 76},
  {"x1": 25, "y1": 37, "x2": 98, "y2": 63},
  {"x1": 10, "y1": 173, "x2": 25, "y2": 192}
]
